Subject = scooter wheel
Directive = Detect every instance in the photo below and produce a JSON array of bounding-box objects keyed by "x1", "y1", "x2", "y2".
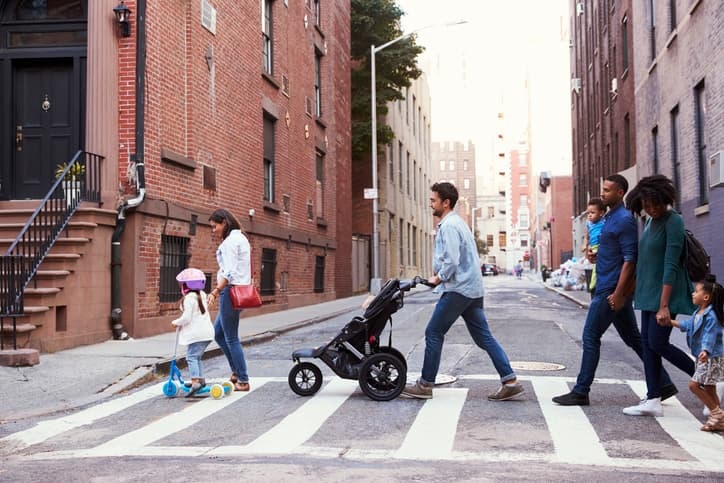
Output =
[
  {"x1": 221, "y1": 381, "x2": 234, "y2": 395},
  {"x1": 163, "y1": 380, "x2": 178, "y2": 398},
  {"x1": 358, "y1": 352, "x2": 406, "y2": 401},
  {"x1": 210, "y1": 384, "x2": 225, "y2": 400},
  {"x1": 288, "y1": 362, "x2": 323, "y2": 396}
]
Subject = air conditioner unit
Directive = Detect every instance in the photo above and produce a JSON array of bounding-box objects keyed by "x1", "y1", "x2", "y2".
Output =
[
  {"x1": 711, "y1": 151, "x2": 724, "y2": 188},
  {"x1": 576, "y1": 2, "x2": 584, "y2": 16},
  {"x1": 571, "y1": 77, "x2": 582, "y2": 94},
  {"x1": 611, "y1": 77, "x2": 618, "y2": 93}
]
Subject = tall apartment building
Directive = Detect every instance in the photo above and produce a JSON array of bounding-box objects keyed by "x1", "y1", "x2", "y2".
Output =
[
  {"x1": 431, "y1": 141, "x2": 477, "y2": 226},
  {"x1": 0, "y1": 0, "x2": 352, "y2": 355},
  {"x1": 379, "y1": 76, "x2": 433, "y2": 281},
  {"x1": 569, "y1": 0, "x2": 636, "y2": 214},
  {"x1": 632, "y1": 0, "x2": 723, "y2": 276}
]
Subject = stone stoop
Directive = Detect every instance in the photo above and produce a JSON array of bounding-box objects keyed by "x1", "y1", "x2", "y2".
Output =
[{"x1": 0, "y1": 202, "x2": 117, "y2": 366}]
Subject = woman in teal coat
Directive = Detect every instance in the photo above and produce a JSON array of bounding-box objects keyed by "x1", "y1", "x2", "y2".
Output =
[{"x1": 622, "y1": 175, "x2": 696, "y2": 417}]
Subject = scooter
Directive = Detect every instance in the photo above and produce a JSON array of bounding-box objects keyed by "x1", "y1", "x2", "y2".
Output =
[{"x1": 162, "y1": 328, "x2": 233, "y2": 399}]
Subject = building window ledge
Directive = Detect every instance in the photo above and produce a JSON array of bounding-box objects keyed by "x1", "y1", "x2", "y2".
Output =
[
  {"x1": 647, "y1": 61, "x2": 657, "y2": 75},
  {"x1": 161, "y1": 147, "x2": 196, "y2": 170},
  {"x1": 666, "y1": 30, "x2": 677, "y2": 49},
  {"x1": 694, "y1": 204, "x2": 709, "y2": 217},
  {"x1": 263, "y1": 200, "x2": 282, "y2": 213},
  {"x1": 262, "y1": 72, "x2": 280, "y2": 90}
]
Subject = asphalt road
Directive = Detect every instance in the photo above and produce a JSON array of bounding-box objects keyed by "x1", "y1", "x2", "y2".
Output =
[{"x1": 2, "y1": 276, "x2": 722, "y2": 482}]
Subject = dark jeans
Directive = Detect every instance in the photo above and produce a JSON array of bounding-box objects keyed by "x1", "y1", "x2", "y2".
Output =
[
  {"x1": 213, "y1": 286, "x2": 249, "y2": 382},
  {"x1": 421, "y1": 292, "x2": 516, "y2": 385},
  {"x1": 572, "y1": 291, "x2": 674, "y2": 395},
  {"x1": 640, "y1": 310, "x2": 695, "y2": 399}
]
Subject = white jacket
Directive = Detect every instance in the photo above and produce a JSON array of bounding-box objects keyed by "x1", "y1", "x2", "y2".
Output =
[{"x1": 171, "y1": 292, "x2": 214, "y2": 346}]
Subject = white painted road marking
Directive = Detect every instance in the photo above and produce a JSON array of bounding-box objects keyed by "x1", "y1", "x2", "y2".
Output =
[
  {"x1": 396, "y1": 388, "x2": 468, "y2": 459},
  {"x1": 4, "y1": 375, "x2": 723, "y2": 473}
]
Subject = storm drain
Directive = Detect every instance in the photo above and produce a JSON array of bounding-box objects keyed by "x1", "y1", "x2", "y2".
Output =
[{"x1": 510, "y1": 361, "x2": 566, "y2": 371}]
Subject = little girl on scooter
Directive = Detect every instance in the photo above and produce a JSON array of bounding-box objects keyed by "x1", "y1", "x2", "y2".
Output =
[{"x1": 172, "y1": 268, "x2": 214, "y2": 397}]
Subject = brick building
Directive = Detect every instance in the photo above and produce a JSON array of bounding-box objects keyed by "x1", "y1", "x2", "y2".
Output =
[
  {"x1": 569, "y1": 0, "x2": 636, "y2": 215},
  {"x1": 0, "y1": 0, "x2": 351, "y2": 355},
  {"x1": 537, "y1": 176, "x2": 574, "y2": 268},
  {"x1": 631, "y1": 0, "x2": 723, "y2": 276},
  {"x1": 431, "y1": 141, "x2": 477, "y2": 225}
]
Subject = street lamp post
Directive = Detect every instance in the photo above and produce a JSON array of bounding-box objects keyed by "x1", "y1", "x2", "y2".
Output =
[{"x1": 369, "y1": 20, "x2": 467, "y2": 293}]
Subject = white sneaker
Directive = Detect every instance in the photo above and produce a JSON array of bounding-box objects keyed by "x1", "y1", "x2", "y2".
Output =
[
  {"x1": 623, "y1": 397, "x2": 663, "y2": 417},
  {"x1": 702, "y1": 382, "x2": 724, "y2": 416}
]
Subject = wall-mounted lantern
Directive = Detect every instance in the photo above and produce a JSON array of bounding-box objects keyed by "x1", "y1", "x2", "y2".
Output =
[{"x1": 113, "y1": 1, "x2": 132, "y2": 38}]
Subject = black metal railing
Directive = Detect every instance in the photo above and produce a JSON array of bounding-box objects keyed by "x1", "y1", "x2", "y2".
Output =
[{"x1": 0, "y1": 150, "x2": 103, "y2": 350}]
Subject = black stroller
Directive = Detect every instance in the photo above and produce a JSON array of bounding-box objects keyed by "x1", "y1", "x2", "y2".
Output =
[{"x1": 288, "y1": 277, "x2": 432, "y2": 401}]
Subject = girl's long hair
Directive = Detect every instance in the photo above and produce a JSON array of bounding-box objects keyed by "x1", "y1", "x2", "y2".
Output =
[
  {"x1": 699, "y1": 274, "x2": 724, "y2": 326},
  {"x1": 209, "y1": 208, "x2": 241, "y2": 239},
  {"x1": 181, "y1": 283, "x2": 207, "y2": 314}
]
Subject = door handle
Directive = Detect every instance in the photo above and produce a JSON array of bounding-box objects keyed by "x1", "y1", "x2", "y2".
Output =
[{"x1": 16, "y1": 125, "x2": 22, "y2": 151}]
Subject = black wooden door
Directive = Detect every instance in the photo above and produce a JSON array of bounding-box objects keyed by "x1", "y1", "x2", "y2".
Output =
[{"x1": 12, "y1": 59, "x2": 75, "y2": 199}]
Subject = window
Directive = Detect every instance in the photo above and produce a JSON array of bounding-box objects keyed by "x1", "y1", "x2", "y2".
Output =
[
  {"x1": 314, "y1": 256, "x2": 325, "y2": 292},
  {"x1": 520, "y1": 237, "x2": 528, "y2": 248},
  {"x1": 487, "y1": 234, "x2": 494, "y2": 247},
  {"x1": 314, "y1": 0, "x2": 321, "y2": 27},
  {"x1": 668, "y1": 0, "x2": 676, "y2": 32},
  {"x1": 314, "y1": 49, "x2": 322, "y2": 117},
  {"x1": 388, "y1": 142, "x2": 394, "y2": 182},
  {"x1": 407, "y1": 222, "x2": 412, "y2": 265},
  {"x1": 260, "y1": 248, "x2": 277, "y2": 295},
  {"x1": 648, "y1": 0, "x2": 656, "y2": 61},
  {"x1": 439, "y1": 160, "x2": 445, "y2": 171},
  {"x1": 159, "y1": 235, "x2": 190, "y2": 302},
  {"x1": 670, "y1": 105, "x2": 680, "y2": 199},
  {"x1": 621, "y1": 15, "x2": 629, "y2": 71},
  {"x1": 519, "y1": 174, "x2": 527, "y2": 186},
  {"x1": 463, "y1": 160, "x2": 469, "y2": 171},
  {"x1": 694, "y1": 80, "x2": 707, "y2": 205},
  {"x1": 315, "y1": 151, "x2": 324, "y2": 218},
  {"x1": 449, "y1": 160, "x2": 455, "y2": 171},
  {"x1": 487, "y1": 206, "x2": 494, "y2": 218},
  {"x1": 412, "y1": 95, "x2": 417, "y2": 135},
  {"x1": 519, "y1": 211, "x2": 529, "y2": 229},
  {"x1": 518, "y1": 153, "x2": 527, "y2": 166},
  {"x1": 463, "y1": 178, "x2": 470, "y2": 189},
  {"x1": 412, "y1": 228, "x2": 417, "y2": 267},
  {"x1": 413, "y1": 160, "x2": 417, "y2": 200},
  {"x1": 624, "y1": 113, "x2": 631, "y2": 168},
  {"x1": 398, "y1": 142, "x2": 404, "y2": 189},
  {"x1": 263, "y1": 113, "x2": 275, "y2": 202},
  {"x1": 399, "y1": 218, "x2": 404, "y2": 263},
  {"x1": 498, "y1": 231, "x2": 507, "y2": 248},
  {"x1": 406, "y1": 152, "x2": 411, "y2": 195},
  {"x1": 519, "y1": 194, "x2": 528, "y2": 206},
  {"x1": 262, "y1": 0, "x2": 273, "y2": 75},
  {"x1": 651, "y1": 126, "x2": 659, "y2": 173}
]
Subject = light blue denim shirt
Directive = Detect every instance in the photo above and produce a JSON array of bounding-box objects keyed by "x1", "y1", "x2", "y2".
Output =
[
  {"x1": 677, "y1": 305, "x2": 724, "y2": 358},
  {"x1": 433, "y1": 211, "x2": 484, "y2": 299}
]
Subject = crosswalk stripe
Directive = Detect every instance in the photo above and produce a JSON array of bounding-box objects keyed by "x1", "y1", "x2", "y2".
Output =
[
  {"x1": 395, "y1": 388, "x2": 468, "y2": 459},
  {"x1": 627, "y1": 380, "x2": 724, "y2": 472},
  {"x1": 83, "y1": 378, "x2": 272, "y2": 457},
  {"x1": 211, "y1": 377, "x2": 358, "y2": 456},
  {"x1": 0, "y1": 382, "x2": 164, "y2": 454},
  {"x1": 531, "y1": 377, "x2": 611, "y2": 465}
]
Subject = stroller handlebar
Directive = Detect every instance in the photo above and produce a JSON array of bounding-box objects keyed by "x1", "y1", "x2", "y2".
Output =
[{"x1": 399, "y1": 276, "x2": 435, "y2": 291}]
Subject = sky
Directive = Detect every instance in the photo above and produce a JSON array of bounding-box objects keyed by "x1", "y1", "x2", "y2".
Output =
[{"x1": 395, "y1": 0, "x2": 573, "y2": 178}]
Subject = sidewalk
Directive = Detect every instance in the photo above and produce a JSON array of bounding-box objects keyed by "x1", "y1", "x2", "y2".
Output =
[{"x1": 0, "y1": 293, "x2": 371, "y2": 422}]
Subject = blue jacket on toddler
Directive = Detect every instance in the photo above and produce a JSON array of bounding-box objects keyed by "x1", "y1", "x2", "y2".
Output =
[{"x1": 677, "y1": 305, "x2": 724, "y2": 358}]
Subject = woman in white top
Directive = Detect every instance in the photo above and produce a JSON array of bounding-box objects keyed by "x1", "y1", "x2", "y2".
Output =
[{"x1": 207, "y1": 209, "x2": 252, "y2": 391}]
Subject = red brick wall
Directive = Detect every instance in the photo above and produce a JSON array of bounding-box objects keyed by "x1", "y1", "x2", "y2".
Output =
[{"x1": 117, "y1": 0, "x2": 351, "y2": 331}]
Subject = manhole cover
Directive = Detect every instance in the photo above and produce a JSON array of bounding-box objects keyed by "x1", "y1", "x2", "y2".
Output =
[{"x1": 510, "y1": 361, "x2": 566, "y2": 371}]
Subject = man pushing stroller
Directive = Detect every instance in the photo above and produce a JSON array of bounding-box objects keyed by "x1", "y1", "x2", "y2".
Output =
[{"x1": 402, "y1": 182, "x2": 525, "y2": 401}]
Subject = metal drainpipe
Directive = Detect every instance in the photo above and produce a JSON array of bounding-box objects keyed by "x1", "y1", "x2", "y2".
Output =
[{"x1": 110, "y1": 0, "x2": 147, "y2": 340}]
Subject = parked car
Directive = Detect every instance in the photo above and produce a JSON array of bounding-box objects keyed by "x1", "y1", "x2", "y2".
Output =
[{"x1": 482, "y1": 263, "x2": 499, "y2": 276}]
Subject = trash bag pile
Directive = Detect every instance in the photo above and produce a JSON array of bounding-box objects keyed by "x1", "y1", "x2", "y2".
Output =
[{"x1": 548, "y1": 258, "x2": 590, "y2": 291}]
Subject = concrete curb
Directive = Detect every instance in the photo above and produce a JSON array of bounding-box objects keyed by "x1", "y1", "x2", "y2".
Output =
[{"x1": 539, "y1": 280, "x2": 590, "y2": 309}]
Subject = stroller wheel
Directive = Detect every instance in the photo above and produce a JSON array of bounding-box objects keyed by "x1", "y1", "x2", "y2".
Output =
[
  {"x1": 288, "y1": 362, "x2": 323, "y2": 396},
  {"x1": 358, "y1": 352, "x2": 407, "y2": 401}
]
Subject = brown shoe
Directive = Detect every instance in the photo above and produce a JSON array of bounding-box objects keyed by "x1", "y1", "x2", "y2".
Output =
[
  {"x1": 234, "y1": 382, "x2": 250, "y2": 392},
  {"x1": 230, "y1": 373, "x2": 239, "y2": 384}
]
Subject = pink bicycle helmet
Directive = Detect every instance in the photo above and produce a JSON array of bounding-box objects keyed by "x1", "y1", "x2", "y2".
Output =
[{"x1": 176, "y1": 268, "x2": 206, "y2": 292}]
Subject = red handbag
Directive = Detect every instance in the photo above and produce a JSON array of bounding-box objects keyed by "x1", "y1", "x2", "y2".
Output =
[
  {"x1": 228, "y1": 258, "x2": 262, "y2": 309},
  {"x1": 229, "y1": 284, "x2": 262, "y2": 309}
]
